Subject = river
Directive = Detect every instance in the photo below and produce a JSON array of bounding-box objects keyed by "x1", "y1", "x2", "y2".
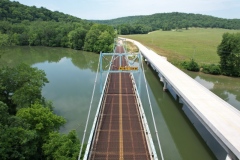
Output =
[{"x1": 1, "y1": 46, "x2": 239, "y2": 159}]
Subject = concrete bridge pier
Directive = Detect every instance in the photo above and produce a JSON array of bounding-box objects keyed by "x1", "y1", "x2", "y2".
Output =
[
  {"x1": 226, "y1": 151, "x2": 238, "y2": 160},
  {"x1": 145, "y1": 58, "x2": 149, "y2": 65},
  {"x1": 160, "y1": 77, "x2": 167, "y2": 91},
  {"x1": 157, "y1": 71, "x2": 167, "y2": 91}
]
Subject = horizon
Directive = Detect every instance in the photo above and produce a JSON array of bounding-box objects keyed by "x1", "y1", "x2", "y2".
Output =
[{"x1": 10, "y1": 0, "x2": 240, "y2": 20}]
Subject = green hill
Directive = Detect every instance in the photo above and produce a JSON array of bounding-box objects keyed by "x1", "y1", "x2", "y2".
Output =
[
  {"x1": 93, "y1": 12, "x2": 240, "y2": 34},
  {"x1": 0, "y1": 0, "x2": 116, "y2": 53},
  {"x1": 0, "y1": 0, "x2": 85, "y2": 23}
]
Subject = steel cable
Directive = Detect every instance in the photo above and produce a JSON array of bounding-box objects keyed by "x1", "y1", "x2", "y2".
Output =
[{"x1": 78, "y1": 55, "x2": 101, "y2": 160}]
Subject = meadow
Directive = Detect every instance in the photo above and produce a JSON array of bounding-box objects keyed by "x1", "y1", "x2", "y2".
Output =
[{"x1": 122, "y1": 28, "x2": 240, "y2": 65}]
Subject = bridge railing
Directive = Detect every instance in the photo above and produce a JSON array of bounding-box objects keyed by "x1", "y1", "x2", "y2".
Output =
[
  {"x1": 83, "y1": 41, "x2": 159, "y2": 159},
  {"x1": 129, "y1": 71, "x2": 158, "y2": 160},
  {"x1": 83, "y1": 69, "x2": 111, "y2": 160}
]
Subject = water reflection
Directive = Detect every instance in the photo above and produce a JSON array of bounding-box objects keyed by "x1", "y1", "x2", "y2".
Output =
[
  {"x1": 195, "y1": 76, "x2": 214, "y2": 90},
  {"x1": 0, "y1": 46, "x2": 100, "y2": 72},
  {"x1": 0, "y1": 46, "x2": 103, "y2": 138},
  {"x1": 185, "y1": 71, "x2": 240, "y2": 110},
  {"x1": 32, "y1": 57, "x2": 102, "y2": 135}
]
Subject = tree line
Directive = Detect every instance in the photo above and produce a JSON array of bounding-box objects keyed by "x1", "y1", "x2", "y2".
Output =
[
  {"x1": 94, "y1": 12, "x2": 240, "y2": 34},
  {"x1": 0, "y1": 64, "x2": 83, "y2": 159},
  {"x1": 181, "y1": 32, "x2": 240, "y2": 77},
  {"x1": 217, "y1": 33, "x2": 240, "y2": 77},
  {"x1": 0, "y1": 0, "x2": 116, "y2": 53},
  {"x1": 0, "y1": 0, "x2": 84, "y2": 23}
]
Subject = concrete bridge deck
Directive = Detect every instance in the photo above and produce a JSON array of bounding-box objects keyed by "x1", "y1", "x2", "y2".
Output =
[{"x1": 126, "y1": 38, "x2": 240, "y2": 159}]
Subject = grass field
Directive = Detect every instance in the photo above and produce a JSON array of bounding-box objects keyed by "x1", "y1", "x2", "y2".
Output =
[{"x1": 121, "y1": 28, "x2": 240, "y2": 65}]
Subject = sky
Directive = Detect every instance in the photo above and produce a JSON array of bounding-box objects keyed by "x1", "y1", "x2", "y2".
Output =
[{"x1": 11, "y1": 0, "x2": 240, "y2": 20}]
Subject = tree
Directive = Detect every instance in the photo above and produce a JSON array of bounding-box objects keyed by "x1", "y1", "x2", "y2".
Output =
[
  {"x1": 217, "y1": 33, "x2": 240, "y2": 76},
  {"x1": 0, "y1": 125, "x2": 37, "y2": 160},
  {"x1": 0, "y1": 33, "x2": 9, "y2": 46},
  {"x1": 118, "y1": 24, "x2": 130, "y2": 35},
  {"x1": 16, "y1": 102, "x2": 66, "y2": 159},
  {"x1": 94, "y1": 30, "x2": 114, "y2": 52},
  {"x1": 0, "y1": 21, "x2": 12, "y2": 34},
  {"x1": 182, "y1": 59, "x2": 200, "y2": 72},
  {"x1": 84, "y1": 24, "x2": 116, "y2": 53},
  {"x1": 16, "y1": 102, "x2": 66, "y2": 140},
  {"x1": 0, "y1": 64, "x2": 49, "y2": 114},
  {"x1": 43, "y1": 130, "x2": 81, "y2": 160},
  {"x1": 28, "y1": 21, "x2": 45, "y2": 46},
  {"x1": 68, "y1": 27, "x2": 87, "y2": 50},
  {"x1": 131, "y1": 24, "x2": 151, "y2": 34},
  {"x1": 0, "y1": 101, "x2": 9, "y2": 124},
  {"x1": 0, "y1": 33, "x2": 8, "y2": 59},
  {"x1": 0, "y1": 102, "x2": 38, "y2": 160},
  {"x1": 0, "y1": 63, "x2": 82, "y2": 160},
  {"x1": 162, "y1": 23, "x2": 172, "y2": 31}
]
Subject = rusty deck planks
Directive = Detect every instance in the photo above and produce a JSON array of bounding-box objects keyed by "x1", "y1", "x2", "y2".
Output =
[{"x1": 89, "y1": 46, "x2": 151, "y2": 160}]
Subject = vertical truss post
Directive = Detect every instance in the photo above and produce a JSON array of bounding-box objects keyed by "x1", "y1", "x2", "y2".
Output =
[{"x1": 100, "y1": 51, "x2": 103, "y2": 93}]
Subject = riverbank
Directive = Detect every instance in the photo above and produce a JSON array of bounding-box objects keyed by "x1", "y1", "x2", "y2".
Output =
[{"x1": 121, "y1": 28, "x2": 240, "y2": 65}]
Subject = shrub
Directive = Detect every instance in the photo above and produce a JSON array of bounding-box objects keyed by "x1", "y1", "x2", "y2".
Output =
[
  {"x1": 181, "y1": 59, "x2": 200, "y2": 72},
  {"x1": 202, "y1": 64, "x2": 221, "y2": 75}
]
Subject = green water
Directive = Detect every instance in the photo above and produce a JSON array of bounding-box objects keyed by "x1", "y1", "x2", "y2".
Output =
[
  {"x1": 185, "y1": 70, "x2": 240, "y2": 110},
  {"x1": 1, "y1": 46, "x2": 239, "y2": 159}
]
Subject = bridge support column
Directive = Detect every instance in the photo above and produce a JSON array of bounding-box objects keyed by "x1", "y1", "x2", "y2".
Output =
[
  {"x1": 226, "y1": 154, "x2": 232, "y2": 160},
  {"x1": 145, "y1": 58, "x2": 149, "y2": 65},
  {"x1": 163, "y1": 81, "x2": 167, "y2": 91},
  {"x1": 160, "y1": 77, "x2": 167, "y2": 91},
  {"x1": 226, "y1": 152, "x2": 238, "y2": 160}
]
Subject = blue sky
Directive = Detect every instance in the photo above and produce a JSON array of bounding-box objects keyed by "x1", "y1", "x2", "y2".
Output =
[{"x1": 12, "y1": 0, "x2": 240, "y2": 20}]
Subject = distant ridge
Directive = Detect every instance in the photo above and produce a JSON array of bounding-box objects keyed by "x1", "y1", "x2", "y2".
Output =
[
  {"x1": 92, "y1": 12, "x2": 240, "y2": 31},
  {"x1": 1, "y1": 0, "x2": 239, "y2": 34}
]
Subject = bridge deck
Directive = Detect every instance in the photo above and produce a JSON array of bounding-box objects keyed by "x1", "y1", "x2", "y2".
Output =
[
  {"x1": 89, "y1": 46, "x2": 151, "y2": 160},
  {"x1": 127, "y1": 38, "x2": 240, "y2": 159}
]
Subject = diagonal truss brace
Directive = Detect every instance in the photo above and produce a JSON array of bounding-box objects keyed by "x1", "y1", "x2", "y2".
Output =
[
  {"x1": 100, "y1": 52, "x2": 141, "y2": 73},
  {"x1": 99, "y1": 52, "x2": 142, "y2": 94}
]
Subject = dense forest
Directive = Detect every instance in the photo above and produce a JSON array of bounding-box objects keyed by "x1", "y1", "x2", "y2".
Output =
[
  {"x1": 0, "y1": 0, "x2": 116, "y2": 53},
  {"x1": 93, "y1": 12, "x2": 240, "y2": 34},
  {"x1": 0, "y1": 64, "x2": 83, "y2": 159}
]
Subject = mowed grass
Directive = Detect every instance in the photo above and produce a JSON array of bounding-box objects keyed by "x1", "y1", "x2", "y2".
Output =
[{"x1": 121, "y1": 28, "x2": 240, "y2": 65}]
